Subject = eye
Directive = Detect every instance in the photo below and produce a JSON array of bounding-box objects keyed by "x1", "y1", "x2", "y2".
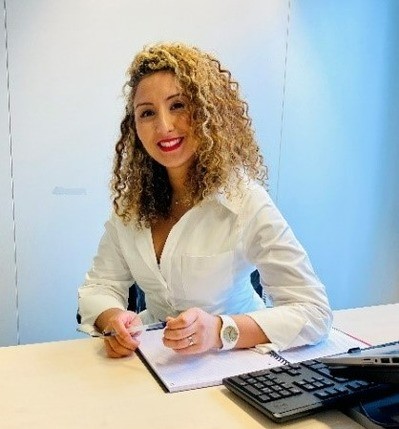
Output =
[
  {"x1": 139, "y1": 109, "x2": 155, "y2": 118},
  {"x1": 171, "y1": 101, "x2": 186, "y2": 111}
]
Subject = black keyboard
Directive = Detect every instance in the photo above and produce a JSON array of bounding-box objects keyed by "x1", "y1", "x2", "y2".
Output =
[{"x1": 223, "y1": 359, "x2": 388, "y2": 423}]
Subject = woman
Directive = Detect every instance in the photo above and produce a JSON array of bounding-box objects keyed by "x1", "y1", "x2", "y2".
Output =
[{"x1": 78, "y1": 42, "x2": 332, "y2": 358}]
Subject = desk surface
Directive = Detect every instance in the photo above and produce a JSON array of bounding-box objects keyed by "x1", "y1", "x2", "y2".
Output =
[
  {"x1": 2, "y1": 303, "x2": 397, "y2": 429},
  {"x1": 333, "y1": 302, "x2": 399, "y2": 346}
]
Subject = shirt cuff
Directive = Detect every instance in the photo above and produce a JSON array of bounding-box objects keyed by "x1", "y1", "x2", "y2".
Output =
[
  {"x1": 245, "y1": 307, "x2": 306, "y2": 351},
  {"x1": 78, "y1": 295, "x2": 125, "y2": 326}
]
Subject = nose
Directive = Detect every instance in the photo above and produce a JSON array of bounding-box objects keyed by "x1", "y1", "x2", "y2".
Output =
[{"x1": 155, "y1": 109, "x2": 174, "y2": 134}]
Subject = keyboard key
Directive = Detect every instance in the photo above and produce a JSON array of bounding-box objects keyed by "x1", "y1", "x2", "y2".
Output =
[
  {"x1": 333, "y1": 386, "x2": 349, "y2": 395},
  {"x1": 289, "y1": 387, "x2": 303, "y2": 395},
  {"x1": 259, "y1": 394, "x2": 272, "y2": 402},
  {"x1": 270, "y1": 367, "x2": 284, "y2": 374},
  {"x1": 314, "y1": 390, "x2": 330, "y2": 399},
  {"x1": 234, "y1": 377, "x2": 248, "y2": 386},
  {"x1": 243, "y1": 385, "x2": 262, "y2": 396},
  {"x1": 269, "y1": 392, "x2": 282, "y2": 400}
]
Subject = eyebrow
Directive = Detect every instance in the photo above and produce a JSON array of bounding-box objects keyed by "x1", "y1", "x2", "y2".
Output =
[{"x1": 134, "y1": 93, "x2": 184, "y2": 109}]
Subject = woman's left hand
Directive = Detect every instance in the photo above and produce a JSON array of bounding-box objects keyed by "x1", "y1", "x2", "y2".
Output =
[{"x1": 163, "y1": 307, "x2": 222, "y2": 355}]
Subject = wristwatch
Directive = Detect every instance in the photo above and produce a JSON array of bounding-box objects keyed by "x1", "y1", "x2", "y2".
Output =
[{"x1": 219, "y1": 315, "x2": 239, "y2": 351}]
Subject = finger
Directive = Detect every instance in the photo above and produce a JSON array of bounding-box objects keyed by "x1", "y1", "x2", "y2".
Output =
[
  {"x1": 111, "y1": 320, "x2": 137, "y2": 342},
  {"x1": 103, "y1": 339, "x2": 132, "y2": 358},
  {"x1": 116, "y1": 333, "x2": 140, "y2": 350},
  {"x1": 169, "y1": 335, "x2": 204, "y2": 355},
  {"x1": 108, "y1": 314, "x2": 142, "y2": 343},
  {"x1": 163, "y1": 325, "x2": 193, "y2": 341},
  {"x1": 163, "y1": 333, "x2": 196, "y2": 351},
  {"x1": 163, "y1": 336, "x2": 188, "y2": 350},
  {"x1": 105, "y1": 342, "x2": 134, "y2": 358},
  {"x1": 173, "y1": 345, "x2": 203, "y2": 355},
  {"x1": 166, "y1": 308, "x2": 198, "y2": 330},
  {"x1": 105, "y1": 335, "x2": 139, "y2": 357}
]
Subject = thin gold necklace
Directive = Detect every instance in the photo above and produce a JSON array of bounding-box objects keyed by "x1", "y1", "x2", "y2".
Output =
[{"x1": 172, "y1": 194, "x2": 192, "y2": 207}]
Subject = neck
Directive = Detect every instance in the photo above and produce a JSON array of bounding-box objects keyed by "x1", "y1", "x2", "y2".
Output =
[
  {"x1": 167, "y1": 167, "x2": 188, "y2": 197},
  {"x1": 168, "y1": 177, "x2": 192, "y2": 208}
]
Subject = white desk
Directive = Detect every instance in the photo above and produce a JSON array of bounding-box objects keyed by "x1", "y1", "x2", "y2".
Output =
[
  {"x1": 333, "y1": 303, "x2": 399, "y2": 346},
  {"x1": 1, "y1": 304, "x2": 397, "y2": 429}
]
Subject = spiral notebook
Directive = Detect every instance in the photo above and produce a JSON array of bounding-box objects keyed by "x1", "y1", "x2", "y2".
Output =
[{"x1": 137, "y1": 327, "x2": 368, "y2": 393}]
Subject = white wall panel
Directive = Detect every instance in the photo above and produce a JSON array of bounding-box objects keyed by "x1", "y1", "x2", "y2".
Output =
[
  {"x1": 0, "y1": 6, "x2": 18, "y2": 346},
  {"x1": 6, "y1": 0, "x2": 287, "y2": 343}
]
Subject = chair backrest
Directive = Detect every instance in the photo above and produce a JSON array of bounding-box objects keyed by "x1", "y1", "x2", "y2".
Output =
[{"x1": 128, "y1": 283, "x2": 146, "y2": 313}]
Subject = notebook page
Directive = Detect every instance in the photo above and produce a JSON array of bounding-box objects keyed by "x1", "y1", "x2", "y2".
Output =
[
  {"x1": 279, "y1": 327, "x2": 369, "y2": 364},
  {"x1": 138, "y1": 329, "x2": 283, "y2": 392}
]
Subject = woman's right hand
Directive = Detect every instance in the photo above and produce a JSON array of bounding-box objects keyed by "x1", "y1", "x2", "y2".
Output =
[{"x1": 96, "y1": 309, "x2": 142, "y2": 358}]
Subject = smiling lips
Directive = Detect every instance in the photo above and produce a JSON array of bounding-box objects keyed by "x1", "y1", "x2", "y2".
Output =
[{"x1": 157, "y1": 137, "x2": 183, "y2": 152}]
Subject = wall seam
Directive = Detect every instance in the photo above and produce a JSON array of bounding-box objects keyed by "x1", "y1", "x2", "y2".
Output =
[
  {"x1": 275, "y1": 0, "x2": 291, "y2": 203},
  {"x1": 3, "y1": 0, "x2": 20, "y2": 345}
]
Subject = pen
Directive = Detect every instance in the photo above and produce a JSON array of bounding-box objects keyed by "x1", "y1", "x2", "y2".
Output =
[{"x1": 101, "y1": 321, "x2": 166, "y2": 338}]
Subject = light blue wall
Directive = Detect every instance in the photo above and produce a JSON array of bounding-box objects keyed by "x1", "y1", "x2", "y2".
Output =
[
  {"x1": 277, "y1": 0, "x2": 399, "y2": 309},
  {"x1": 0, "y1": 0, "x2": 398, "y2": 345}
]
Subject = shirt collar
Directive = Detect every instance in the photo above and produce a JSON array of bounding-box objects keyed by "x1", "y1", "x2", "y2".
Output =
[
  {"x1": 204, "y1": 175, "x2": 255, "y2": 215},
  {"x1": 213, "y1": 191, "x2": 242, "y2": 215}
]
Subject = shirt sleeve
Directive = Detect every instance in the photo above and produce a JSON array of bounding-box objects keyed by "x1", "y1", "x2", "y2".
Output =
[
  {"x1": 242, "y1": 188, "x2": 333, "y2": 351},
  {"x1": 78, "y1": 214, "x2": 134, "y2": 326}
]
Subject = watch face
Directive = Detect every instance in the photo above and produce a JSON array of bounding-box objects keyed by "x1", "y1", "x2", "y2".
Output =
[{"x1": 223, "y1": 326, "x2": 238, "y2": 343}]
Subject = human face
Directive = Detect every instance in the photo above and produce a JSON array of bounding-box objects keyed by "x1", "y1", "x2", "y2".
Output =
[{"x1": 133, "y1": 71, "x2": 199, "y2": 179}]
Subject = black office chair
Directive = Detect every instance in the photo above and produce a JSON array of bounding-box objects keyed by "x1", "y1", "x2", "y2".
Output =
[
  {"x1": 250, "y1": 269, "x2": 262, "y2": 298},
  {"x1": 128, "y1": 283, "x2": 146, "y2": 312}
]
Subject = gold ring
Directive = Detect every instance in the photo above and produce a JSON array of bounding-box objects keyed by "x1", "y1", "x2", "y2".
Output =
[{"x1": 187, "y1": 335, "x2": 195, "y2": 347}]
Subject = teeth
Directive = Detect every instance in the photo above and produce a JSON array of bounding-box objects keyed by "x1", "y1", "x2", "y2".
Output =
[{"x1": 159, "y1": 138, "x2": 181, "y2": 147}]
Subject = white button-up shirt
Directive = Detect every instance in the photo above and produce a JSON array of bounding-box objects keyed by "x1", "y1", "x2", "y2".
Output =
[{"x1": 78, "y1": 180, "x2": 332, "y2": 351}]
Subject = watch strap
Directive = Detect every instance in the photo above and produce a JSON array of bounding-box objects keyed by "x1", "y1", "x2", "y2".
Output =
[{"x1": 219, "y1": 314, "x2": 239, "y2": 351}]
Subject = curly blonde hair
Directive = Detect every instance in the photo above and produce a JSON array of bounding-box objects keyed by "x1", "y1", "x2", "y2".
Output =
[{"x1": 111, "y1": 42, "x2": 267, "y2": 227}]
